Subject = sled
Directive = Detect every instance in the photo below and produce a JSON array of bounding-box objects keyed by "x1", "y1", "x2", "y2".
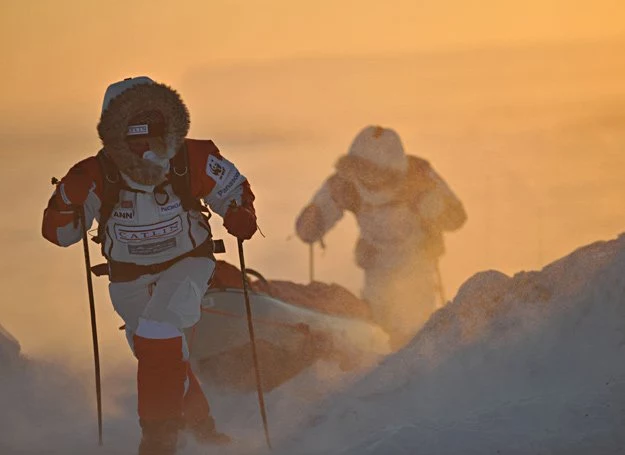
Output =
[{"x1": 186, "y1": 261, "x2": 391, "y2": 392}]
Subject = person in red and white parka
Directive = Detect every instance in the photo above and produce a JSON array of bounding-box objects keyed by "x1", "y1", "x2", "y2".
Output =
[
  {"x1": 295, "y1": 126, "x2": 466, "y2": 350},
  {"x1": 42, "y1": 77, "x2": 256, "y2": 454}
]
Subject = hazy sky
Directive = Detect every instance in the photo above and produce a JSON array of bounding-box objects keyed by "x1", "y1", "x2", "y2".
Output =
[{"x1": 1, "y1": 0, "x2": 624, "y2": 112}]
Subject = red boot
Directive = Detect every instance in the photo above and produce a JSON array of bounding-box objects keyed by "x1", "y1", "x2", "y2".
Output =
[
  {"x1": 187, "y1": 416, "x2": 232, "y2": 445},
  {"x1": 134, "y1": 335, "x2": 187, "y2": 454},
  {"x1": 138, "y1": 418, "x2": 180, "y2": 455},
  {"x1": 183, "y1": 368, "x2": 232, "y2": 445}
]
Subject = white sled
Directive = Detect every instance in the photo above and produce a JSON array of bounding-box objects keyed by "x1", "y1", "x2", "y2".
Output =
[{"x1": 186, "y1": 263, "x2": 391, "y2": 392}]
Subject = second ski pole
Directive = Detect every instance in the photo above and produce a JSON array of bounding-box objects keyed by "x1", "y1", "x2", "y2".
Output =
[{"x1": 237, "y1": 238, "x2": 271, "y2": 449}]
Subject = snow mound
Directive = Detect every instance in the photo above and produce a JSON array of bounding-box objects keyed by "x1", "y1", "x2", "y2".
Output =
[
  {"x1": 275, "y1": 234, "x2": 625, "y2": 454},
  {"x1": 0, "y1": 322, "x2": 21, "y2": 372}
]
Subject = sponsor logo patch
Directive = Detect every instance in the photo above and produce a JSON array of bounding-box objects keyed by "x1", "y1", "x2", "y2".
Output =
[
  {"x1": 128, "y1": 238, "x2": 177, "y2": 255},
  {"x1": 209, "y1": 162, "x2": 225, "y2": 179},
  {"x1": 112, "y1": 208, "x2": 135, "y2": 220},
  {"x1": 206, "y1": 155, "x2": 243, "y2": 199},
  {"x1": 159, "y1": 201, "x2": 182, "y2": 214},
  {"x1": 216, "y1": 171, "x2": 241, "y2": 198},
  {"x1": 207, "y1": 155, "x2": 230, "y2": 181},
  {"x1": 127, "y1": 124, "x2": 149, "y2": 136},
  {"x1": 114, "y1": 216, "x2": 183, "y2": 243},
  {"x1": 121, "y1": 200, "x2": 133, "y2": 209}
]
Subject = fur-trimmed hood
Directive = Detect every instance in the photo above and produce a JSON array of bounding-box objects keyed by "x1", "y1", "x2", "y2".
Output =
[
  {"x1": 346, "y1": 126, "x2": 407, "y2": 174},
  {"x1": 335, "y1": 154, "x2": 406, "y2": 189},
  {"x1": 335, "y1": 154, "x2": 434, "y2": 202},
  {"x1": 97, "y1": 80, "x2": 190, "y2": 185}
]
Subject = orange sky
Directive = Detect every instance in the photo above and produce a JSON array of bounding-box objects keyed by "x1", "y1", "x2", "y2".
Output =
[{"x1": 1, "y1": 0, "x2": 624, "y2": 112}]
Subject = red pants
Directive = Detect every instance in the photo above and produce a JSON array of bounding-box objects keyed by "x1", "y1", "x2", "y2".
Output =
[{"x1": 134, "y1": 335, "x2": 210, "y2": 424}]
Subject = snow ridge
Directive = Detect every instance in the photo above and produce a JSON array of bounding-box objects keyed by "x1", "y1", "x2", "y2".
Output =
[{"x1": 275, "y1": 234, "x2": 625, "y2": 455}]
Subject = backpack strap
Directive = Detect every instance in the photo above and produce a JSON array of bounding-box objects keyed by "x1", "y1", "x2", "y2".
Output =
[
  {"x1": 169, "y1": 142, "x2": 208, "y2": 214},
  {"x1": 94, "y1": 149, "x2": 123, "y2": 257}
]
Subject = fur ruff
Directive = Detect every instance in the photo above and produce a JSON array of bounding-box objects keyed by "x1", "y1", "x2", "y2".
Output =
[
  {"x1": 335, "y1": 155, "x2": 433, "y2": 203},
  {"x1": 97, "y1": 82, "x2": 190, "y2": 185},
  {"x1": 335, "y1": 155, "x2": 405, "y2": 188}
]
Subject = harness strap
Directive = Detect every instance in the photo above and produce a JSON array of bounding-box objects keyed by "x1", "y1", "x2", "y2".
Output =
[
  {"x1": 170, "y1": 142, "x2": 206, "y2": 214},
  {"x1": 107, "y1": 239, "x2": 215, "y2": 282}
]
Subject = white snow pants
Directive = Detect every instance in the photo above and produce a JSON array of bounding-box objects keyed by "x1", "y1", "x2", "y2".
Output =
[
  {"x1": 108, "y1": 257, "x2": 215, "y2": 351},
  {"x1": 363, "y1": 259, "x2": 439, "y2": 349}
]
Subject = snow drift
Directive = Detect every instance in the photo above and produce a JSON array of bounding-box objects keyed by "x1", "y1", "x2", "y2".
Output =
[
  {"x1": 273, "y1": 233, "x2": 625, "y2": 454},
  {"x1": 1, "y1": 233, "x2": 624, "y2": 455},
  {"x1": 0, "y1": 323, "x2": 20, "y2": 372}
]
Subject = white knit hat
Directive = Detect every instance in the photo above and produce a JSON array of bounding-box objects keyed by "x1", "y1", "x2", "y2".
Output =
[
  {"x1": 347, "y1": 125, "x2": 407, "y2": 174},
  {"x1": 101, "y1": 76, "x2": 154, "y2": 113}
]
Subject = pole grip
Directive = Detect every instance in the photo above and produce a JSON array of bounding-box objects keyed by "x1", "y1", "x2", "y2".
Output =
[{"x1": 309, "y1": 243, "x2": 314, "y2": 283}]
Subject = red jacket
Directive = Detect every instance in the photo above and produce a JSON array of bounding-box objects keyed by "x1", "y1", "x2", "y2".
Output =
[{"x1": 42, "y1": 139, "x2": 254, "y2": 266}]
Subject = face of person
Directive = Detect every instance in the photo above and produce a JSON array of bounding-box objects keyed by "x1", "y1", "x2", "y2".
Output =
[
  {"x1": 127, "y1": 137, "x2": 150, "y2": 155},
  {"x1": 126, "y1": 136, "x2": 167, "y2": 157}
]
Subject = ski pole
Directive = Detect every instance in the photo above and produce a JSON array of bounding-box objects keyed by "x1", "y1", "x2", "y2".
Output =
[
  {"x1": 52, "y1": 177, "x2": 103, "y2": 445},
  {"x1": 309, "y1": 243, "x2": 314, "y2": 283},
  {"x1": 435, "y1": 262, "x2": 447, "y2": 309},
  {"x1": 237, "y1": 238, "x2": 272, "y2": 449},
  {"x1": 78, "y1": 206, "x2": 104, "y2": 446}
]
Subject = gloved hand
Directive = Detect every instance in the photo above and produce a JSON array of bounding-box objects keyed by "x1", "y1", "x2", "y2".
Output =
[
  {"x1": 328, "y1": 175, "x2": 360, "y2": 212},
  {"x1": 223, "y1": 204, "x2": 257, "y2": 240},
  {"x1": 295, "y1": 204, "x2": 324, "y2": 244},
  {"x1": 55, "y1": 168, "x2": 95, "y2": 208}
]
